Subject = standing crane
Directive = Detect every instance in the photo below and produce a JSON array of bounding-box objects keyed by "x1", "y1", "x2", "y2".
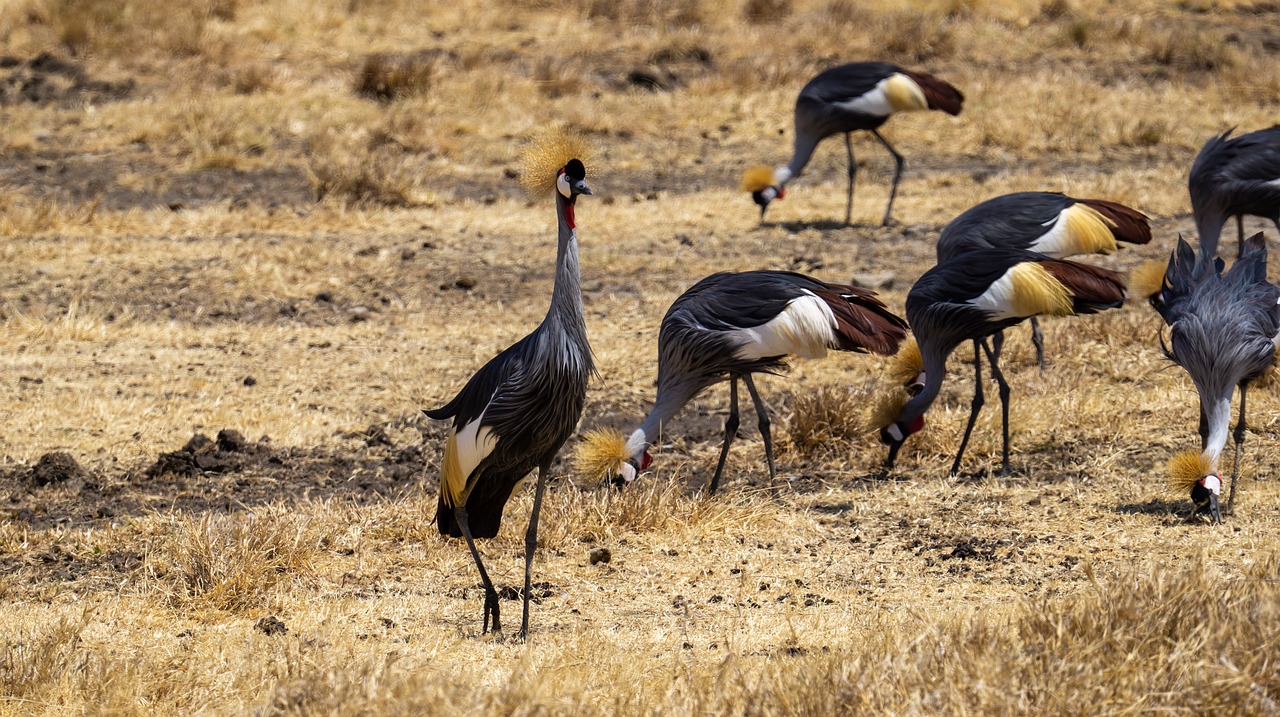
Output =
[
  {"x1": 873, "y1": 248, "x2": 1126, "y2": 475},
  {"x1": 937, "y1": 191, "x2": 1150, "y2": 369},
  {"x1": 575, "y1": 270, "x2": 907, "y2": 493},
  {"x1": 425, "y1": 130, "x2": 594, "y2": 639},
  {"x1": 740, "y1": 61, "x2": 963, "y2": 227},
  {"x1": 1156, "y1": 234, "x2": 1279, "y2": 522},
  {"x1": 1189, "y1": 126, "x2": 1280, "y2": 261}
]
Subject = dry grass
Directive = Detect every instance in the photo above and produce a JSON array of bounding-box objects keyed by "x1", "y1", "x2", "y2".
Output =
[{"x1": 0, "y1": 0, "x2": 1279, "y2": 714}]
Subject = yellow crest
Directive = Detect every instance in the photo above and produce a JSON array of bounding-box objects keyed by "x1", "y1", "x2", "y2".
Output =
[
  {"x1": 740, "y1": 164, "x2": 776, "y2": 193},
  {"x1": 1009, "y1": 262, "x2": 1074, "y2": 317},
  {"x1": 519, "y1": 127, "x2": 592, "y2": 200},
  {"x1": 867, "y1": 388, "x2": 908, "y2": 431},
  {"x1": 1063, "y1": 204, "x2": 1118, "y2": 255},
  {"x1": 1128, "y1": 259, "x2": 1168, "y2": 302},
  {"x1": 574, "y1": 428, "x2": 630, "y2": 483},
  {"x1": 1167, "y1": 450, "x2": 1213, "y2": 493},
  {"x1": 887, "y1": 336, "x2": 923, "y2": 387}
]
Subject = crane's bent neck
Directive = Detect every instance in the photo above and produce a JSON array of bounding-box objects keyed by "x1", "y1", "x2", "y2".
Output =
[
  {"x1": 899, "y1": 342, "x2": 950, "y2": 425},
  {"x1": 779, "y1": 134, "x2": 821, "y2": 186},
  {"x1": 1200, "y1": 394, "x2": 1231, "y2": 471},
  {"x1": 634, "y1": 377, "x2": 706, "y2": 457}
]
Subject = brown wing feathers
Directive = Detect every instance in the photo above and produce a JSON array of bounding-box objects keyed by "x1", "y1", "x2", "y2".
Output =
[
  {"x1": 1079, "y1": 198, "x2": 1152, "y2": 246},
  {"x1": 1041, "y1": 260, "x2": 1127, "y2": 311},
  {"x1": 902, "y1": 70, "x2": 964, "y2": 116},
  {"x1": 811, "y1": 284, "x2": 909, "y2": 356}
]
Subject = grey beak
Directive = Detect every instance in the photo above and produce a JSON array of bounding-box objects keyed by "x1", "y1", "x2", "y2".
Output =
[
  {"x1": 575, "y1": 181, "x2": 593, "y2": 196},
  {"x1": 1209, "y1": 493, "x2": 1222, "y2": 524}
]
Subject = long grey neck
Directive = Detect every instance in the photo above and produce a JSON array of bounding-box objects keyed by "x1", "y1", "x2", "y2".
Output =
[
  {"x1": 899, "y1": 343, "x2": 950, "y2": 425},
  {"x1": 546, "y1": 192, "x2": 589, "y2": 354},
  {"x1": 633, "y1": 374, "x2": 708, "y2": 454},
  {"x1": 781, "y1": 134, "x2": 822, "y2": 185}
]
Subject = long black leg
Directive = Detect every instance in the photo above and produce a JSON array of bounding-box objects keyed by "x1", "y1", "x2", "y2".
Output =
[
  {"x1": 871, "y1": 129, "x2": 905, "y2": 227},
  {"x1": 708, "y1": 377, "x2": 740, "y2": 495},
  {"x1": 1228, "y1": 383, "x2": 1249, "y2": 516},
  {"x1": 951, "y1": 339, "x2": 985, "y2": 476},
  {"x1": 517, "y1": 463, "x2": 551, "y2": 640},
  {"x1": 980, "y1": 339, "x2": 1013, "y2": 476},
  {"x1": 454, "y1": 506, "x2": 501, "y2": 635},
  {"x1": 741, "y1": 374, "x2": 776, "y2": 486},
  {"x1": 1030, "y1": 318, "x2": 1045, "y2": 372},
  {"x1": 844, "y1": 133, "x2": 857, "y2": 227}
]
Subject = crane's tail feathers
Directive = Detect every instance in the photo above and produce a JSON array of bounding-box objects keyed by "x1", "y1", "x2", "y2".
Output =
[
  {"x1": 1038, "y1": 260, "x2": 1126, "y2": 314},
  {"x1": 1079, "y1": 199, "x2": 1152, "y2": 245},
  {"x1": 1128, "y1": 259, "x2": 1169, "y2": 303},
  {"x1": 901, "y1": 69, "x2": 964, "y2": 115},
  {"x1": 520, "y1": 127, "x2": 592, "y2": 199},
  {"x1": 1168, "y1": 450, "x2": 1213, "y2": 493},
  {"x1": 813, "y1": 284, "x2": 909, "y2": 356},
  {"x1": 575, "y1": 428, "x2": 632, "y2": 483},
  {"x1": 741, "y1": 165, "x2": 776, "y2": 193},
  {"x1": 886, "y1": 335, "x2": 923, "y2": 387},
  {"x1": 867, "y1": 388, "x2": 909, "y2": 431}
]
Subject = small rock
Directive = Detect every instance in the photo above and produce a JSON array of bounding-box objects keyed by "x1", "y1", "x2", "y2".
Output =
[
  {"x1": 589, "y1": 547, "x2": 612, "y2": 565},
  {"x1": 255, "y1": 616, "x2": 288, "y2": 636},
  {"x1": 29, "y1": 452, "x2": 85, "y2": 487},
  {"x1": 242, "y1": 376, "x2": 257, "y2": 387},
  {"x1": 364, "y1": 424, "x2": 393, "y2": 447},
  {"x1": 314, "y1": 291, "x2": 334, "y2": 303},
  {"x1": 400, "y1": 247, "x2": 416, "y2": 261},
  {"x1": 849, "y1": 272, "x2": 895, "y2": 290},
  {"x1": 349, "y1": 306, "x2": 371, "y2": 322},
  {"x1": 216, "y1": 429, "x2": 248, "y2": 453}
]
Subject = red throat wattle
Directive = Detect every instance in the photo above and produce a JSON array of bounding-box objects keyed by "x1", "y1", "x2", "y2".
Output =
[
  {"x1": 564, "y1": 202, "x2": 575, "y2": 228},
  {"x1": 639, "y1": 451, "x2": 653, "y2": 471}
]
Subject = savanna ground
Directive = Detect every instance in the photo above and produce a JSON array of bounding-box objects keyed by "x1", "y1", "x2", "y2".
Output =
[{"x1": 1, "y1": 0, "x2": 1279, "y2": 713}]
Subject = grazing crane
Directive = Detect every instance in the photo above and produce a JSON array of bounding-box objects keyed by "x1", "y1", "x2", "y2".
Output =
[
  {"x1": 1189, "y1": 126, "x2": 1280, "y2": 261},
  {"x1": 937, "y1": 191, "x2": 1150, "y2": 370},
  {"x1": 873, "y1": 248, "x2": 1126, "y2": 475},
  {"x1": 1156, "y1": 234, "x2": 1279, "y2": 521},
  {"x1": 575, "y1": 270, "x2": 907, "y2": 493},
  {"x1": 425, "y1": 130, "x2": 594, "y2": 639},
  {"x1": 741, "y1": 61, "x2": 963, "y2": 227}
]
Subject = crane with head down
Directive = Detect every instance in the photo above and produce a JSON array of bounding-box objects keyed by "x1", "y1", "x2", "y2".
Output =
[
  {"x1": 741, "y1": 61, "x2": 963, "y2": 227},
  {"x1": 424, "y1": 130, "x2": 594, "y2": 639},
  {"x1": 873, "y1": 247, "x2": 1126, "y2": 476},
  {"x1": 576, "y1": 270, "x2": 907, "y2": 493},
  {"x1": 1154, "y1": 234, "x2": 1279, "y2": 522}
]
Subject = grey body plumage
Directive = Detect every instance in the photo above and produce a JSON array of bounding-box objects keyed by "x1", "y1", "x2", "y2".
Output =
[
  {"x1": 1158, "y1": 234, "x2": 1280, "y2": 520},
  {"x1": 424, "y1": 159, "x2": 593, "y2": 638},
  {"x1": 1189, "y1": 126, "x2": 1280, "y2": 262}
]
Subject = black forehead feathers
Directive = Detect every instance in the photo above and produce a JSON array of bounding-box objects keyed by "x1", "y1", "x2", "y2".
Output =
[{"x1": 564, "y1": 158, "x2": 586, "y2": 181}]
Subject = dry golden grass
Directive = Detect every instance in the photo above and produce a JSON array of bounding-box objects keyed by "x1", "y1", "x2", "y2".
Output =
[{"x1": 1, "y1": 0, "x2": 1279, "y2": 714}]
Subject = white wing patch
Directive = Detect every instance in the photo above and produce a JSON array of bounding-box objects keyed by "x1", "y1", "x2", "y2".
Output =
[
  {"x1": 1028, "y1": 211, "x2": 1074, "y2": 258},
  {"x1": 969, "y1": 266, "x2": 1024, "y2": 320},
  {"x1": 833, "y1": 82, "x2": 894, "y2": 118},
  {"x1": 454, "y1": 413, "x2": 499, "y2": 482},
  {"x1": 732, "y1": 291, "x2": 837, "y2": 360}
]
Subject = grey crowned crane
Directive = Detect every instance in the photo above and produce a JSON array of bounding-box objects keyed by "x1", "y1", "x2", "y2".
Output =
[
  {"x1": 576, "y1": 270, "x2": 907, "y2": 494},
  {"x1": 1157, "y1": 234, "x2": 1279, "y2": 522},
  {"x1": 740, "y1": 61, "x2": 963, "y2": 226},
  {"x1": 1189, "y1": 126, "x2": 1280, "y2": 261},
  {"x1": 425, "y1": 130, "x2": 594, "y2": 639},
  {"x1": 873, "y1": 248, "x2": 1126, "y2": 476},
  {"x1": 936, "y1": 191, "x2": 1151, "y2": 369}
]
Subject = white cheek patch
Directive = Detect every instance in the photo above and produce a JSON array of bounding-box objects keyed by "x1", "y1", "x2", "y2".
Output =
[
  {"x1": 557, "y1": 171, "x2": 571, "y2": 198},
  {"x1": 1203, "y1": 475, "x2": 1222, "y2": 495},
  {"x1": 886, "y1": 423, "x2": 905, "y2": 442},
  {"x1": 620, "y1": 463, "x2": 638, "y2": 483}
]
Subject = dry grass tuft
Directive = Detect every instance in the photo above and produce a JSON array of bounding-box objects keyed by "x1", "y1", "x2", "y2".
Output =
[
  {"x1": 519, "y1": 127, "x2": 592, "y2": 199},
  {"x1": 1168, "y1": 449, "x2": 1213, "y2": 493},
  {"x1": 742, "y1": 0, "x2": 791, "y2": 23},
  {"x1": 307, "y1": 131, "x2": 427, "y2": 207},
  {"x1": 783, "y1": 385, "x2": 874, "y2": 457},
  {"x1": 141, "y1": 509, "x2": 318, "y2": 613},
  {"x1": 1144, "y1": 26, "x2": 1238, "y2": 73},
  {"x1": 0, "y1": 610, "x2": 94, "y2": 701},
  {"x1": 356, "y1": 51, "x2": 445, "y2": 102}
]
